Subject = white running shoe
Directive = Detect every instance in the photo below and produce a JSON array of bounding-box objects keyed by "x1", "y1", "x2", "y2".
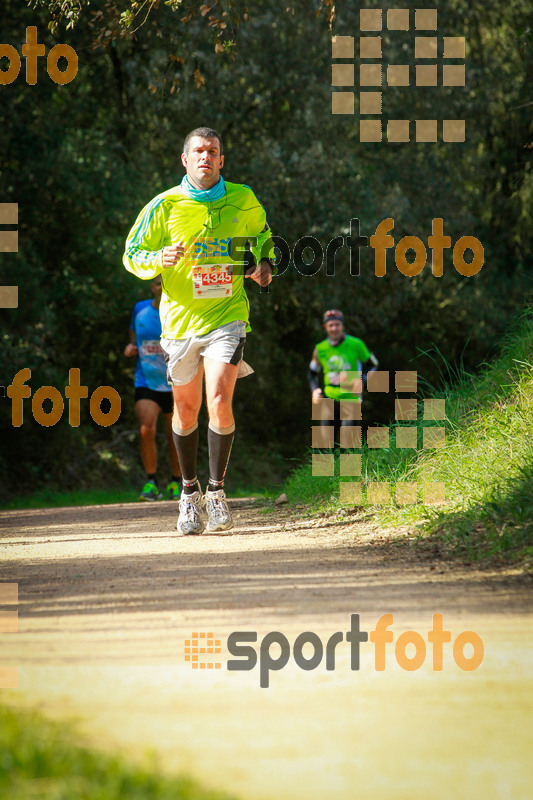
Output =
[
  {"x1": 177, "y1": 485, "x2": 204, "y2": 535},
  {"x1": 205, "y1": 488, "x2": 233, "y2": 532}
]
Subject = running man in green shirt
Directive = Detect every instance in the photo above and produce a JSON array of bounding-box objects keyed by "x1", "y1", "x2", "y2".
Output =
[
  {"x1": 124, "y1": 126, "x2": 275, "y2": 534},
  {"x1": 308, "y1": 310, "x2": 378, "y2": 444}
]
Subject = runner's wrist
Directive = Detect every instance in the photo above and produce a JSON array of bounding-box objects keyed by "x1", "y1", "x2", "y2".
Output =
[{"x1": 260, "y1": 257, "x2": 277, "y2": 276}]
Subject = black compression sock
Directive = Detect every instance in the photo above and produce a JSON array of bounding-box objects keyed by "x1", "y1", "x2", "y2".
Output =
[
  {"x1": 172, "y1": 423, "x2": 199, "y2": 485},
  {"x1": 207, "y1": 421, "x2": 235, "y2": 486}
]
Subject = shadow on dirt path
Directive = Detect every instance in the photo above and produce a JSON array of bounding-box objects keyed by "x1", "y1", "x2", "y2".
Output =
[{"x1": 0, "y1": 500, "x2": 531, "y2": 800}]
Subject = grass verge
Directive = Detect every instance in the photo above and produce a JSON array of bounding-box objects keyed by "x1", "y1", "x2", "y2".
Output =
[
  {"x1": 284, "y1": 309, "x2": 533, "y2": 568},
  {"x1": 0, "y1": 702, "x2": 239, "y2": 800},
  {"x1": 1, "y1": 485, "x2": 270, "y2": 511},
  {"x1": 2, "y1": 439, "x2": 285, "y2": 511},
  {"x1": 1, "y1": 488, "x2": 139, "y2": 511}
]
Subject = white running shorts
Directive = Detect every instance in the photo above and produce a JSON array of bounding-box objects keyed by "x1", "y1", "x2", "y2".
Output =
[{"x1": 160, "y1": 320, "x2": 254, "y2": 386}]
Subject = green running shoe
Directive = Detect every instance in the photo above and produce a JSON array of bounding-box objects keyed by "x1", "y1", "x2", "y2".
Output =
[
  {"x1": 138, "y1": 480, "x2": 161, "y2": 501},
  {"x1": 166, "y1": 480, "x2": 182, "y2": 500}
]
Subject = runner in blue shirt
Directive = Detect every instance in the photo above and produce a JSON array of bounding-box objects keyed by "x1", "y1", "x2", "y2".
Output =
[{"x1": 124, "y1": 275, "x2": 182, "y2": 500}]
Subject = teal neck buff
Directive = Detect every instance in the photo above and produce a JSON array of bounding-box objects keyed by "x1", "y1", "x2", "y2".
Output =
[{"x1": 180, "y1": 175, "x2": 226, "y2": 202}]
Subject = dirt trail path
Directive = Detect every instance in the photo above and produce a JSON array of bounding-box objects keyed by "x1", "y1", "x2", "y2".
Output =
[{"x1": 0, "y1": 500, "x2": 531, "y2": 800}]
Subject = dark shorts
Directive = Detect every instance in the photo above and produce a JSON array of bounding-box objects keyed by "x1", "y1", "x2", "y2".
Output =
[
  {"x1": 319, "y1": 398, "x2": 361, "y2": 447},
  {"x1": 319, "y1": 399, "x2": 361, "y2": 426},
  {"x1": 134, "y1": 386, "x2": 173, "y2": 414}
]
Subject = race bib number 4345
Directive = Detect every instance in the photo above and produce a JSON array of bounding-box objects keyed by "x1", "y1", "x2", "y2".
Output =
[{"x1": 192, "y1": 263, "x2": 233, "y2": 298}]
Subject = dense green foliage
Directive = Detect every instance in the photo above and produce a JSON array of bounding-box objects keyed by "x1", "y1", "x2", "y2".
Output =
[
  {"x1": 0, "y1": 703, "x2": 239, "y2": 799},
  {"x1": 286, "y1": 310, "x2": 533, "y2": 566},
  {"x1": 422, "y1": 311, "x2": 533, "y2": 564},
  {"x1": 1, "y1": 0, "x2": 532, "y2": 501}
]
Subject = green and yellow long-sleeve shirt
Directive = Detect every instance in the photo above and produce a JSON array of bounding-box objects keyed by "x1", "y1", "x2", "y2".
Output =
[{"x1": 123, "y1": 181, "x2": 275, "y2": 339}]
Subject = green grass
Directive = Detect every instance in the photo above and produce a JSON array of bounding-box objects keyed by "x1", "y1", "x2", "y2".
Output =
[
  {"x1": 284, "y1": 309, "x2": 533, "y2": 567},
  {"x1": 0, "y1": 703, "x2": 239, "y2": 800},
  {"x1": 1, "y1": 488, "x2": 140, "y2": 511},
  {"x1": 1, "y1": 485, "x2": 271, "y2": 511},
  {"x1": 2, "y1": 437, "x2": 286, "y2": 511}
]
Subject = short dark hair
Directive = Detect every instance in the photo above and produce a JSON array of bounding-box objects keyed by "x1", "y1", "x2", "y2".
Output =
[{"x1": 183, "y1": 127, "x2": 223, "y2": 155}]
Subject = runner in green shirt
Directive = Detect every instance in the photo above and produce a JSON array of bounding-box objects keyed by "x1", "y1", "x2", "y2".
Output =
[
  {"x1": 308, "y1": 310, "x2": 378, "y2": 444},
  {"x1": 124, "y1": 127, "x2": 275, "y2": 534}
]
